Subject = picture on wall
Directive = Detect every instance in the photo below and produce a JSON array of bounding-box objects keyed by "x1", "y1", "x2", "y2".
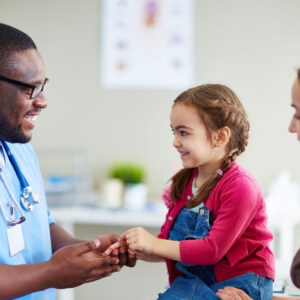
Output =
[{"x1": 100, "y1": 0, "x2": 195, "y2": 90}]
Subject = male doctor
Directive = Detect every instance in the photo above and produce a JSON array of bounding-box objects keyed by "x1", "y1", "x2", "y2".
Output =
[{"x1": 0, "y1": 23, "x2": 134, "y2": 299}]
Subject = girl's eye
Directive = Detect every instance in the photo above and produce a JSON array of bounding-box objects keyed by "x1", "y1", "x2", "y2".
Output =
[{"x1": 180, "y1": 131, "x2": 188, "y2": 136}]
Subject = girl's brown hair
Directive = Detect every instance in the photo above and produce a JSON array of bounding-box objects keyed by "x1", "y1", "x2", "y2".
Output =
[{"x1": 170, "y1": 84, "x2": 250, "y2": 208}]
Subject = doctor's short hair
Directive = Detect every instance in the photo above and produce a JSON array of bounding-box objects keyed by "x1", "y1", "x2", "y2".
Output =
[{"x1": 0, "y1": 23, "x2": 37, "y2": 74}]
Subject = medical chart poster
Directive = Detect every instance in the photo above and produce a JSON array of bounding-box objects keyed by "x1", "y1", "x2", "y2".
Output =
[{"x1": 100, "y1": 0, "x2": 195, "y2": 90}]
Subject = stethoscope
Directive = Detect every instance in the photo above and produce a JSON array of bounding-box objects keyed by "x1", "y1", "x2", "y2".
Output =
[{"x1": 0, "y1": 140, "x2": 40, "y2": 225}]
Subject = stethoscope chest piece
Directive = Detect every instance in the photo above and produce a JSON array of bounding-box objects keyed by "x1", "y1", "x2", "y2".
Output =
[
  {"x1": 1, "y1": 140, "x2": 40, "y2": 213},
  {"x1": 20, "y1": 186, "x2": 40, "y2": 211}
]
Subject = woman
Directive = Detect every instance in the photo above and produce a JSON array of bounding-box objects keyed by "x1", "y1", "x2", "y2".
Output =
[{"x1": 217, "y1": 69, "x2": 300, "y2": 299}]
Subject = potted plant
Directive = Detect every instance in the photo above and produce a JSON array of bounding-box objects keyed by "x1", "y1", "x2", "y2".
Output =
[{"x1": 108, "y1": 163, "x2": 147, "y2": 210}]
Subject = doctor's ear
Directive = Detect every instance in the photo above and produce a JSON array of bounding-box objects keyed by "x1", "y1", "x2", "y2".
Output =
[{"x1": 213, "y1": 127, "x2": 231, "y2": 147}]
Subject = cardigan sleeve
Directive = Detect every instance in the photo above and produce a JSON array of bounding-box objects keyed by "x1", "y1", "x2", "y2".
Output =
[
  {"x1": 180, "y1": 176, "x2": 261, "y2": 265},
  {"x1": 291, "y1": 248, "x2": 300, "y2": 288}
]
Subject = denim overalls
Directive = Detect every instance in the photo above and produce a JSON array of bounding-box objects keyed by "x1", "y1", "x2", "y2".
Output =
[{"x1": 157, "y1": 194, "x2": 273, "y2": 300}]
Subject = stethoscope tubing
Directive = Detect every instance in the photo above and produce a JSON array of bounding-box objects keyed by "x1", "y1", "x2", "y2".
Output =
[
  {"x1": 1, "y1": 141, "x2": 28, "y2": 189},
  {"x1": 0, "y1": 140, "x2": 39, "y2": 214},
  {"x1": 0, "y1": 167, "x2": 26, "y2": 225}
]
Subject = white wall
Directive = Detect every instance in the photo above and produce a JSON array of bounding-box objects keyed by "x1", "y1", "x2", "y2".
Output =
[
  {"x1": 1, "y1": 0, "x2": 300, "y2": 299},
  {"x1": 1, "y1": 0, "x2": 300, "y2": 196}
]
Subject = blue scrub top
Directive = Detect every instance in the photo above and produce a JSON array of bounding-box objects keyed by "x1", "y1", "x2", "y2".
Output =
[{"x1": 0, "y1": 142, "x2": 55, "y2": 299}]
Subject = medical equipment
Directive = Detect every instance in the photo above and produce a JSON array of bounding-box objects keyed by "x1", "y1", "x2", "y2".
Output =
[
  {"x1": 0, "y1": 167, "x2": 25, "y2": 225},
  {"x1": 0, "y1": 141, "x2": 40, "y2": 218}
]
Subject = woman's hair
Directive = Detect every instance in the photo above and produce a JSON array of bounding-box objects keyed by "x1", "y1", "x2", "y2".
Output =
[
  {"x1": 297, "y1": 68, "x2": 300, "y2": 81},
  {"x1": 170, "y1": 84, "x2": 250, "y2": 208}
]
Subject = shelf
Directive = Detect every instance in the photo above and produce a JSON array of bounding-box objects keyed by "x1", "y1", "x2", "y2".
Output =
[{"x1": 50, "y1": 203, "x2": 167, "y2": 228}]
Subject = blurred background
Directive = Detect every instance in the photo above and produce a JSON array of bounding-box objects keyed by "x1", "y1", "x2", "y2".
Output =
[{"x1": 1, "y1": 0, "x2": 300, "y2": 299}]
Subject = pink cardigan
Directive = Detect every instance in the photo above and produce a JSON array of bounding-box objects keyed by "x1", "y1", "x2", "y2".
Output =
[{"x1": 158, "y1": 162, "x2": 275, "y2": 285}]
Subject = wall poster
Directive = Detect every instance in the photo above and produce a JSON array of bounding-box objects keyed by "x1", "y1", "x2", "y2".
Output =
[{"x1": 100, "y1": 0, "x2": 195, "y2": 89}]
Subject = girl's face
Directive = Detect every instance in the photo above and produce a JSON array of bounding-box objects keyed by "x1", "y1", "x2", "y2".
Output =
[
  {"x1": 170, "y1": 103, "x2": 222, "y2": 170},
  {"x1": 289, "y1": 78, "x2": 300, "y2": 141}
]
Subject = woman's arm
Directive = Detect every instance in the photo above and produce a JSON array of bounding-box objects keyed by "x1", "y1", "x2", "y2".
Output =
[{"x1": 216, "y1": 287, "x2": 300, "y2": 300}]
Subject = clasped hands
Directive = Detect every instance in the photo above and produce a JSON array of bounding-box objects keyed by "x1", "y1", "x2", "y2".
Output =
[
  {"x1": 103, "y1": 227, "x2": 160, "y2": 262},
  {"x1": 48, "y1": 234, "x2": 136, "y2": 289}
]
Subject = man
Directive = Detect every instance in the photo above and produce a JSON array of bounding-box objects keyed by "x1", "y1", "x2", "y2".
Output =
[{"x1": 0, "y1": 23, "x2": 134, "y2": 299}]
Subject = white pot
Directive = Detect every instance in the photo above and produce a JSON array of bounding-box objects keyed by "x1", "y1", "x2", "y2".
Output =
[
  {"x1": 102, "y1": 179, "x2": 124, "y2": 208},
  {"x1": 123, "y1": 183, "x2": 147, "y2": 211}
]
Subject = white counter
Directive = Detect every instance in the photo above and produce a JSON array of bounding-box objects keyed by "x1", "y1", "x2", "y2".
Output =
[{"x1": 51, "y1": 203, "x2": 167, "y2": 232}]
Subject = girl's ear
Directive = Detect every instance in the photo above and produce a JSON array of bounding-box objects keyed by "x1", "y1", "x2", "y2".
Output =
[{"x1": 213, "y1": 126, "x2": 231, "y2": 147}]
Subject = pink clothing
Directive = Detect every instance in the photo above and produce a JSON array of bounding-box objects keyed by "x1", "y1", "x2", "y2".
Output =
[{"x1": 158, "y1": 162, "x2": 275, "y2": 285}]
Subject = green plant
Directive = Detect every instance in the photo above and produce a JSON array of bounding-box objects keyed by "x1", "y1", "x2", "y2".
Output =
[{"x1": 108, "y1": 163, "x2": 145, "y2": 185}]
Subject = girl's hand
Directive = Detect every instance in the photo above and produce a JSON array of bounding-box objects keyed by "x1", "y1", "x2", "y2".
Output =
[
  {"x1": 120, "y1": 227, "x2": 158, "y2": 255},
  {"x1": 103, "y1": 241, "x2": 127, "y2": 257}
]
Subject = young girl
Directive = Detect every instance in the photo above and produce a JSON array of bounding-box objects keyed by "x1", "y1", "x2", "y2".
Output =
[{"x1": 105, "y1": 84, "x2": 275, "y2": 299}]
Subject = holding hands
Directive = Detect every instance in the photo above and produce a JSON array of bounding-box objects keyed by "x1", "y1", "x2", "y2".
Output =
[
  {"x1": 104, "y1": 227, "x2": 165, "y2": 262},
  {"x1": 48, "y1": 238, "x2": 120, "y2": 289},
  {"x1": 119, "y1": 227, "x2": 158, "y2": 254},
  {"x1": 48, "y1": 233, "x2": 137, "y2": 290},
  {"x1": 83, "y1": 234, "x2": 136, "y2": 268}
]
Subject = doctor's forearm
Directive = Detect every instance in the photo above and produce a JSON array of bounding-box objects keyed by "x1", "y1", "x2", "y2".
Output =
[
  {"x1": 50, "y1": 224, "x2": 82, "y2": 252},
  {"x1": 0, "y1": 262, "x2": 51, "y2": 299},
  {"x1": 0, "y1": 240, "x2": 120, "y2": 299}
]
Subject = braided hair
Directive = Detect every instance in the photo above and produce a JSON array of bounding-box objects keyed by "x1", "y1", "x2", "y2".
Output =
[{"x1": 170, "y1": 84, "x2": 250, "y2": 208}]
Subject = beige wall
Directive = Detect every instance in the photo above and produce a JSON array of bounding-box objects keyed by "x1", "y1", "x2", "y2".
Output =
[
  {"x1": 1, "y1": 0, "x2": 300, "y2": 299},
  {"x1": 1, "y1": 0, "x2": 300, "y2": 197}
]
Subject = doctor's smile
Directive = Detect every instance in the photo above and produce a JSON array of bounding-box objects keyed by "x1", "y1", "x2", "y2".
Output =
[{"x1": 23, "y1": 111, "x2": 40, "y2": 129}]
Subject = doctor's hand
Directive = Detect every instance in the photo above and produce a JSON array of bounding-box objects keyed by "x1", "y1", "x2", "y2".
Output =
[{"x1": 47, "y1": 239, "x2": 120, "y2": 289}]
